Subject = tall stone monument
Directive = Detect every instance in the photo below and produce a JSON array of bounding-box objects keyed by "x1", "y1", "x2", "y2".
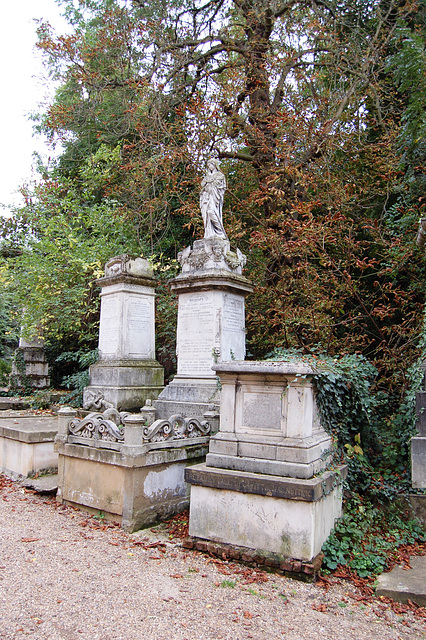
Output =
[
  {"x1": 83, "y1": 255, "x2": 164, "y2": 412},
  {"x1": 154, "y1": 159, "x2": 253, "y2": 419}
]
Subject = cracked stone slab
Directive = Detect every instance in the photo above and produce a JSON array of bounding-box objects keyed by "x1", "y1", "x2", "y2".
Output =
[{"x1": 22, "y1": 474, "x2": 58, "y2": 494}]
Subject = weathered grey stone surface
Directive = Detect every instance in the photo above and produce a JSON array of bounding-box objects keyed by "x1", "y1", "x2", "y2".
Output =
[
  {"x1": 407, "y1": 494, "x2": 426, "y2": 527},
  {"x1": 412, "y1": 363, "x2": 426, "y2": 489},
  {"x1": 376, "y1": 556, "x2": 426, "y2": 607},
  {"x1": 154, "y1": 379, "x2": 221, "y2": 420},
  {"x1": 11, "y1": 346, "x2": 50, "y2": 390},
  {"x1": 22, "y1": 473, "x2": 58, "y2": 494},
  {"x1": 0, "y1": 415, "x2": 57, "y2": 442},
  {"x1": 0, "y1": 399, "x2": 30, "y2": 410},
  {"x1": 186, "y1": 463, "x2": 347, "y2": 502},
  {"x1": 187, "y1": 464, "x2": 345, "y2": 561},
  {"x1": 411, "y1": 436, "x2": 426, "y2": 489},
  {"x1": 200, "y1": 158, "x2": 227, "y2": 239},
  {"x1": 55, "y1": 437, "x2": 209, "y2": 531},
  {"x1": 415, "y1": 390, "x2": 426, "y2": 436},
  {"x1": 207, "y1": 360, "x2": 333, "y2": 478},
  {"x1": 155, "y1": 238, "x2": 252, "y2": 421},
  {"x1": 186, "y1": 358, "x2": 346, "y2": 563},
  {"x1": 84, "y1": 360, "x2": 164, "y2": 412},
  {"x1": 55, "y1": 407, "x2": 213, "y2": 530},
  {"x1": 84, "y1": 255, "x2": 164, "y2": 411}
]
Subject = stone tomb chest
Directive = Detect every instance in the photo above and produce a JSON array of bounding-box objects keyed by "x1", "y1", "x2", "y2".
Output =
[
  {"x1": 206, "y1": 361, "x2": 333, "y2": 479},
  {"x1": 186, "y1": 361, "x2": 346, "y2": 564}
]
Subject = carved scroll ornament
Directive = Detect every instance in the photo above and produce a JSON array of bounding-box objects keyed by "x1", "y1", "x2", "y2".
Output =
[
  {"x1": 69, "y1": 412, "x2": 128, "y2": 443},
  {"x1": 143, "y1": 415, "x2": 211, "y2": 443}
]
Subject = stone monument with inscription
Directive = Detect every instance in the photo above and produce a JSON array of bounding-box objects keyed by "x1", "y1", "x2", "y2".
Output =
[
  {"x1": 154, "y1": 160, "x2": 253, "y2": 420},
  {"x1": 185, "y1": 361, "x2": 346, "y2": 570},
  {"x1": 83, "y1": 255, "x2": 164, "y2": 412},
  {"x1": 10, "y1": 326, "x2": 50, "y2": 390}
]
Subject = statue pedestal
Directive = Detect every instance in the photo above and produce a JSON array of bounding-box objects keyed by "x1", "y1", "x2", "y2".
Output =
[
  {"x1": 83, "y1": 255, "x2": 164, "y2": 412},
  {"x1": 154, "y1": 238, "x2": 253, "y2": 420}
]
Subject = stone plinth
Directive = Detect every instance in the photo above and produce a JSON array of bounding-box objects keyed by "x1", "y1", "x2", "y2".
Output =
[
  {"x1": 83, "y1": 255, "x2": 164, "y2": 412},
  {"x1": 185, "y1": 360, "x2": 345, "y2": 564},
  {"x1": 55, "y1": 409, "x2": 210, "y2": 531},
  {"x1": 154, "y1": 238, "x2": 252, "y2": 420},
  {"x1": 186, "y1": 464, "x2": 346, "y2": 561},
  {"x1": 207, "y1": 361, "x2": 333, "y2": 479}
]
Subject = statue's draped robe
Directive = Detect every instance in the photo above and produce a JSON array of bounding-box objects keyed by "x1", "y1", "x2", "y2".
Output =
[{"x1": 200, "y1": 169, "x2": 227, "y2": 239}]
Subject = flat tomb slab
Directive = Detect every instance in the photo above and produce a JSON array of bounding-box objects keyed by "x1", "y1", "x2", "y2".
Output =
[
  {"x1": 186, "y1": 464, "x2": 345, "y2": 561},
  {"x1": 0, "y1": 414, "x2": 58, "y2": 476},
  {"x1": 0, "y1": 416, "x2": 58, "y2": 443},
  {"x1": 376, "y1": 556, "x2": 426, "y2": 607}
]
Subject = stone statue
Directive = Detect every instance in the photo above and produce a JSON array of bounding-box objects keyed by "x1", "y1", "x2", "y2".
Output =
[{"x1": 200, "y1": 158, "x2": 227, "y2": 239}]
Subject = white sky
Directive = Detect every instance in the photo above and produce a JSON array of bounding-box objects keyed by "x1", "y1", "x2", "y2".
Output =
[{"x1": 0, "y1": 1, "x2": 70, "y2": 216}]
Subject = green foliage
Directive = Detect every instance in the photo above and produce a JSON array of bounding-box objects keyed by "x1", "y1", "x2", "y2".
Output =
[
  {"x1": 0, "y1": 278, "x2": 19, "y2": 359},
  {"x1": 57, "y1": 349, "x2": 99, "y2": 407},
  {"x1": 28, "y1": 390, "x2": 52, "y2": 411},
  {"x1": 2, "y1": 181, "x2": 142, "y2": 347},
  {"x1": 322, "y1": 496, "x2": 425, "y2": 577},
  {"x1": 152, "y1": 258, "x2": 179, "y2": 382},
  {"x1": 267, "y1": 347, "x2": 379, "y2": 453},
  {"x1": 219, "y1": 580, "x2": 236, "y2": 588},
  {"x1": 266, "y1": 346, "x2": 424, "y2": 497},
  {"x1": 0, "y1": 359, "x2": 11, "y2": 387},
  {"x1": 386, "y1": 27, "x2": 426, "y2": 176},
  {"x1": 267, "y1": 347, "x2": 426, "y2": 578}
]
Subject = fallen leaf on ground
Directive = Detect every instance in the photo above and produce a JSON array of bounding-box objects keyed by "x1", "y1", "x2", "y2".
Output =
[{"x1": 21, "y1": 537, "x2": 40, "y2": 543}]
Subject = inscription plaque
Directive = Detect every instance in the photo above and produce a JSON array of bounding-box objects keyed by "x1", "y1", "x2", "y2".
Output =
[
  {"x1": 223, "y1": 296, "x2": 244, "y2": 332},
  {"x1": 178, "y1": 294, "x2": 216, "y2": 375},
  {"x1": 127, "y1": 296, "x2": 152, "y2": 356},
  {"x1": 241, "y1": 391, "x2": 283, "y2": 431},
  {"x1": 99, "y1": 295, "x2": 120, "y2": 354}
]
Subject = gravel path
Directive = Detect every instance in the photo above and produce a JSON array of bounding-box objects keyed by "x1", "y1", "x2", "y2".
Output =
[{"x1": 0, "y1": 476, "x2": 424, "y2": 640}]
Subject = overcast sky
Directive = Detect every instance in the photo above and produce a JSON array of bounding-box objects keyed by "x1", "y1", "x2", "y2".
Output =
[{"x1": 0, "y1": 1, "x2": 69, "y2": 216}]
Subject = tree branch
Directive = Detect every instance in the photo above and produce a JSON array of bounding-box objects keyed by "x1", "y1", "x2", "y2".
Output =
[{"x1": 217, "y1": 149, "x2": 255, "y2": 162}]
